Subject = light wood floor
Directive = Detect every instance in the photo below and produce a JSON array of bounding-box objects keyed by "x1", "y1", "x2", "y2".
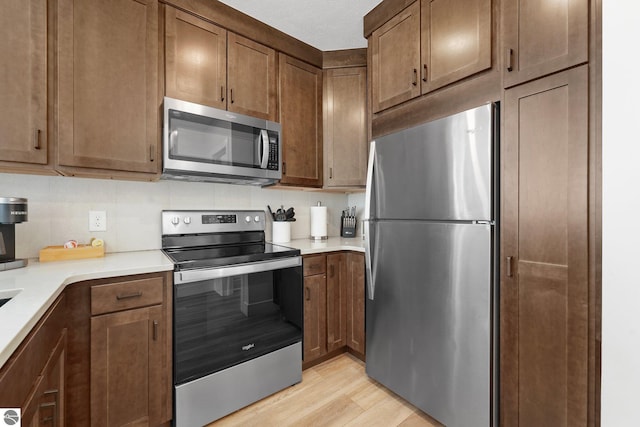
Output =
[{"x1": 209, "y1": 353, "x2": 441, "y2": 427}]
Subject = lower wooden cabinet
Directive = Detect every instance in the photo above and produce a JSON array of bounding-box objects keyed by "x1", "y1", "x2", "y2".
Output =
[
  {"x1": 0, "y1": 295, "x2": 67, "y2": 427},
  {"x1": 303, "y1": 251, "x2": 365, "y2": 367}
]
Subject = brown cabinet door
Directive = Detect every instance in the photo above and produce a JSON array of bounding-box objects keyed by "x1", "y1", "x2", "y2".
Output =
[
  {"x1": 228, "y1": 32, "x2": 277, "y2": 121},
  {"x1": 501, "y1": 65, "x2": 589, "y2": 426},
  {"x1": 324, "y1": 67, "x2": 368, "y2": 188},
  {"x1": 91, "y1": 305, "x2": 167, "y2": 426},
  {"x1": 0, "y1": 0, "x2": 48, "y2": 165},
  {"x1": 326, "y1": 253, "x2": 347, "y2": 352},
  {"x1": 303, "y1": 274, "x2": 327, "y2": 362},
  {"x1": 370, "y1": 1, "x2": 421, "y2": 113},
  {"x1": 279, "y1": 54, "x2": 323, "y2": 187},
  {"x1": 346, "y1": 253, "x2": 366, "y2": 356},
  {"x1": 421, "y1": 0, "x2": 491, "y2": 93},
  {"x1": 502, "y1": 0, "x2": 588, "y2": 88},
  {"x1": 165, "y1": 6, "x2": 227, "y2": 109},
  {"x1": 57, "y1": 0, "x2": 159, "y2": 174}
]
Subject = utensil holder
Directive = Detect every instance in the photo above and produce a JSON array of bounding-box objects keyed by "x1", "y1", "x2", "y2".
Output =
[
  {"x1": 272, "y1": 221, "x2": 291, "y2": 243},
  {"x1": 340, "y1": 216, "x2": 357, "y2": 238}
]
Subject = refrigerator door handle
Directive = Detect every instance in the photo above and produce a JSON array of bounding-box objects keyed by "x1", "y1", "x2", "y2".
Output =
[{"x1": 364, "y1": 140, "x2": 377, "y2": 300}]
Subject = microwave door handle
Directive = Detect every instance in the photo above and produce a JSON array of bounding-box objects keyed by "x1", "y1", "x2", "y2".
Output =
[
  {"x1": 169, "y1": 130, "x2": 178, "y2": 154},
  {"x1": 260, "y1": 130, "x2": 269, "y2": 169}
]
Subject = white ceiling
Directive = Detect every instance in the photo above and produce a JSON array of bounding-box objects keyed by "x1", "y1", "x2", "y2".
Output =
[{"x1": 217, "y1": 0, "x2": 383, "y2": 51}]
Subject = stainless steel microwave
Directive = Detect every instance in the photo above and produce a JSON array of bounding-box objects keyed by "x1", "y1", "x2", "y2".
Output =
[{"x1": 162, "y1": 97, "x2": 282, "y2": 185}]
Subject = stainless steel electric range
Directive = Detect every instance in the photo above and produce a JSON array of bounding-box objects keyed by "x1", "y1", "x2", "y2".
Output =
[{"x1": 161, "y1": 210, "x2": 303, "y2": 427}]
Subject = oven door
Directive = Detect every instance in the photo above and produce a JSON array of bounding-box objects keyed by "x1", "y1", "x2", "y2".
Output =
[{"x1": 173, "y1": 256, "x2": 302, "y2": 386}]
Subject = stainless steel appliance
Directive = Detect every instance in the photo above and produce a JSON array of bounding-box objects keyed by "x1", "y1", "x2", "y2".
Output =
[
  {"x1": 364, "y1": 104, "x2": 498, "y2": 427},
  {"x1": 161, "y1": 210, "x2": 302, "y2": 427},
  {"x1": 0, "y1": 197, "x2": 28, "y2": 271},
  {"x1": 162, "y1": 97, "x2": 282, "y2": 185}
]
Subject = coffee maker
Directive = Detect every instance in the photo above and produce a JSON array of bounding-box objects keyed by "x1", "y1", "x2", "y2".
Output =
[{"x1": 0, "y1": 197, "x2": 28, "y2": 271}]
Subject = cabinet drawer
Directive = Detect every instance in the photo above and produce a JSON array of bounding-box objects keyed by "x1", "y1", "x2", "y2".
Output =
[
  {"x1": 91, "y1": 277, "x2": 164, "y2": 315},
  {"x1": 303, "y1": 255, "x2": 326, "y2": 276}
]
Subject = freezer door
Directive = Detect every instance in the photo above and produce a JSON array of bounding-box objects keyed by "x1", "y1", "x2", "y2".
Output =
[
  {"x1": 366, "y1": 220, "x2": 493, "y2": 427},
  {"x1": 372, "y1": 104, "x2": 493, "y2": 221}
]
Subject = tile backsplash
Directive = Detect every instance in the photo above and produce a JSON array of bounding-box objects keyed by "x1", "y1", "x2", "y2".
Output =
[{"x1": 1, "y1": 173, "x2": 354, "y2": 259}]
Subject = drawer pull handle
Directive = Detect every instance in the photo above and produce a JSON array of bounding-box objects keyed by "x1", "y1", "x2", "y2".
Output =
[
  {"x1": 506, "y1": 256, "x2": 514, "y2": 277},
  {"x1": 43, "y1": 389, "x2": 59, "y2": 395},
  {"x1": 153, "y1": 320, "x2": 158, "y2": 341},
  {"x1": 116, "y1": 291, "x2": 142, "y2": 300}
]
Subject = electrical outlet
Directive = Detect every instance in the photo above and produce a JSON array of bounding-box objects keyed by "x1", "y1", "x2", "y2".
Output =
[{"x1": 89, "y1": 210, "x2": 107, "y2": 232}]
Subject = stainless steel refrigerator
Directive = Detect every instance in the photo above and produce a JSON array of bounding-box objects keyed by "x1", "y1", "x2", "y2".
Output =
[{"x1": 363, "y1": 103, "x2": 498, "y2": 427}]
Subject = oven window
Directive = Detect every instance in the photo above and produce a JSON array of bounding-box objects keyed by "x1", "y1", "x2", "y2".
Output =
[
  {"x1": 168, "y1": 109, "x2": 261, "y2": 168},
  {"x1": 174, "y1": 265, "x2": 302, "y2": 385}
]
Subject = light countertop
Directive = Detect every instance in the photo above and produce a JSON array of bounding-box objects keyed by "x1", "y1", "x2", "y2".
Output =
[
  {"x1": 0, "y1": 239, "x2": 363, "y2": 370},
  {"x1": 0, "y1": 250, "x2": 174, "y2": 369}
]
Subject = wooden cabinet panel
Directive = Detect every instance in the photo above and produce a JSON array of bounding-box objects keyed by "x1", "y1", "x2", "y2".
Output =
[
  {"x1": 303, "y1": 273, "x2": 327, "y2": 362},
  {"x1": 421, "y1": 0, "x2": 491, "y2": 92},
  {"x1": 502, "y1": 0, "x2": 588, "y2": 87},
  {"x1": 228, "y1": 33, "x2": 277, "y2": 121},
  {"x1": 324, "y1": 67, "x2": 368, "y2": 188},
  {"x1": 165, "y1": 6, "x2": 227, "y2": 109},
  {"x1": 303, "y1": 254, "x2": 326, "y2": 277},
  {"x1": 370, "y1": 1, "x2": 421, "y2": 113},
  {"x1": 346, "y1": 253, "x2": 365, "y2": 356},
  {"x1": 57, "y1": 0, "x2": 159, "y2": 174},
  {"x1": 326, "y1": 253, "x2": 347, "y2": 352},
  {"x1": 279, "y1": 54, "x2": 323, "y2": 187},
  {"x1": 501, "y1": 65, "x2": 588, "y2": 426},
  {"x1": 90, "y1": 276, "x2": 164, "y2": 315},
  {"x1": 91, "y1": 304, "x2": 166, "y2": 427},
  {"x1": 0, "y1": 0, "x2": 48, "y2": 166}
]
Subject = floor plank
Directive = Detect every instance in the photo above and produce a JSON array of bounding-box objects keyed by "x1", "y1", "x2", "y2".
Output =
[{"x1": 209, "y1": 353, "x2": 442, "y2": 427}]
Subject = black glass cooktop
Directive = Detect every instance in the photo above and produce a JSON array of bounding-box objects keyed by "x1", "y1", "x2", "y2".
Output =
[{"x1": 163, "y1": 241, "x2": 300, "y2": 271}]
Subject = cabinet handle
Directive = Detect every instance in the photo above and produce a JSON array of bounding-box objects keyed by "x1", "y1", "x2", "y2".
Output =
[
  {"x1": 34, "y1": 128, "x2": 41, "y2": 150},
  {"x1": 43, "y1": 389, "x2": 59, "y2": 395},
  {"x1": 153, "y1": 320, "x2": 158, "y2": 341},
  {"x1": 506, "y1": 256, "x2": 514, "y2": 277},
  {"x1": 149, "y1": 144, "x2": 155, "y2": 162},
  {"x1": 505, "y1": 48, "x2": 514, "y2": 72},
  {"x1": 305, "y1": 287, "x2": 310, "y2": 301},
  {"x1": 116, "y1": 291, "x2": 142, "y2": 300},
  {"x1": 412, "y1": 68, "x2": 418, "y2": 86},
  {"x1": 329, "y1": 167, "x2": 333, "y2": 179},
  {"x1": 282, "y1": 161, "x2": 286, "y2": 175},
  {"x1": 230, "y1": 88, "x2": 234, "y2": 104},
  {"x1": 422, "y1": 64, "x2": 428, "y2": 82},
  {"x1": 221, "y1": 86, "x2": 225, "y2": 102}
]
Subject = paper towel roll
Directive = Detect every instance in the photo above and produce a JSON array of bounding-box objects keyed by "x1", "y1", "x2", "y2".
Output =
[{"x1": 310, "y1": 204, "x2": 328, "y2": 240}]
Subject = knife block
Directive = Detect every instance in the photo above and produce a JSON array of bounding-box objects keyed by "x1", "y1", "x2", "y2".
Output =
[{"x1": 340, "y1": 216, "x2": 357, "y2": 238}]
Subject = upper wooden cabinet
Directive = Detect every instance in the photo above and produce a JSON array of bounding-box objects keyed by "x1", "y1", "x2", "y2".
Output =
[
  {"x1": 370, "y1": 0, "x2": 492, "y2": 113},
  {"x1": 165, "y1": 6, "x2": 278, "y2": 121},
  {"x1": 323, "y1": 67, "x2": 368, "y2": 188},
  {"x1": 0, "y1": 0, "x2": 49, "y2": 168},
  {"x1": 279, "y1": 54, "x2": 323, "y2": 187},
  {"x1": 502, "y1": 0, "x2": 588, "y2": 88},
  {"x1": 56, "y1": 0, "x2": 160, "y2": 176}
]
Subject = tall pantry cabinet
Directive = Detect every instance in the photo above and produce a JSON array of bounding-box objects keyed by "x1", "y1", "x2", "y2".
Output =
[{"x1": 500, "y1": 0, "x2": 594, "y2": 426}]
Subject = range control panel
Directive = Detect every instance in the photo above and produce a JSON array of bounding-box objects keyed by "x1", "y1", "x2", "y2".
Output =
[{"x1": 162, "y1": 210, "x2": 266, "y2": 235}]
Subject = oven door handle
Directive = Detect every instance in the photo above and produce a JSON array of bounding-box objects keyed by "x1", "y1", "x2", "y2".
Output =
[{"x1": 175, "y1": 256, "x2": 302, "y2": 284}]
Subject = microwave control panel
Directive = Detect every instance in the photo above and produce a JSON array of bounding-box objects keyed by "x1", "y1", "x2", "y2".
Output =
[{"x1": 267, "y1": 134, "x2": 279, "y2": 171}]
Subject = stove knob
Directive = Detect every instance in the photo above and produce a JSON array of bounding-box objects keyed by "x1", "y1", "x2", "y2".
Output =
[
  {"x1": 254, "y1": 215, "x2": 260, "y2": 223},
  {"x1": 171, "y1": 216, "x2": 180, "y2": 225},
  {"x1": 183, "y1": 216, "x2": 191, "y2": 224},
  {"x1": 245, "y1": 215, "x2": 252, "y2": 223}
]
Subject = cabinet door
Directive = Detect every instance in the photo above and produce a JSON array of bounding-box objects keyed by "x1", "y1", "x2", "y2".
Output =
[
  {"x1": 326, "y1": 253, "x2": 347, "y2": 352},
  {"x1": 165, "y1": 6, "x2": 227, "y2": 109},
  {"x1": 501, "y1": 65, "x2": 588, "y2": 426},
  {"x1": 279, "y1": 54, "x2": 323, "y2": 187},
  {"x1": 503, "y1": 0, "x2": 588, "y2": 88},
  {"x1": 57, "y1": 0, "x2": 159, "y2": 174},
  {"x1": 347, "y1": 253, "x2": 366, "y2": 355},
  {"x1": 228, "y1": 32, "x2": 277, "y2": 121},
  {"x1": 0, "y1": 0, "x2": 48, "y2": 165},
  {"x1": 324, "y1": 67, "x2": 368, "y2": 188},
  {"x1": 421, "y1": 0, "x2": 491, "y2": 93},
  {"x1": 370, "y1": 1, "x2": 421, "y2": 113},
  {"x1": 303, "y1": 274, "x2": 327, "y2": 362},
  {"x1": 91, "y1": 305, "x2": 167, "y2": 427}
]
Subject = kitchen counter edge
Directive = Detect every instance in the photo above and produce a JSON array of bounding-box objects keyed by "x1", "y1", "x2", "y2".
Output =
[
  {"x1": 0, "y1": 250, "x2": 174, "y2": 370},
  {"x1": 279, "y1": 237, "x2": 366, "y2": 255}
]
